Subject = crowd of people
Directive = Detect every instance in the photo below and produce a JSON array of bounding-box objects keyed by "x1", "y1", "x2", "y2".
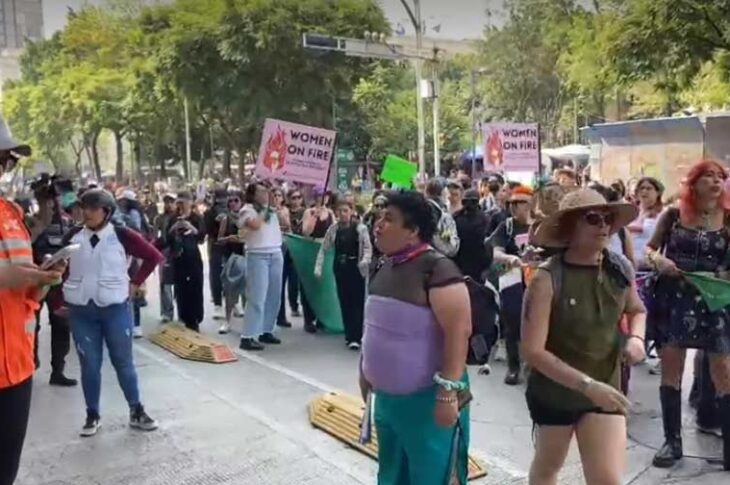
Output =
[{"x1": 1, "y1": 108, "x2": 729, "y2": 485}]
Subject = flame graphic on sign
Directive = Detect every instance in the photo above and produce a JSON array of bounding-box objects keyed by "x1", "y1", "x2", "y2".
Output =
[
  {"x1": 486, "y1": 128, "x2": 504, "y2": 167},
  {"x1": 262, "y1": 127, "x2": 288, "y2": 172}
]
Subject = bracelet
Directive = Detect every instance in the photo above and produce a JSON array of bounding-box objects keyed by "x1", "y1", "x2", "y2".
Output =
[
  {"x1": 628, "y1": 335, "x2": 645, "y2": 344},
  {"x1": 433, "y1": 373, "x2": 468, "y2": 392},
  {"x1": 435, "y1": 395, "x2": 458, "y2": 404}
]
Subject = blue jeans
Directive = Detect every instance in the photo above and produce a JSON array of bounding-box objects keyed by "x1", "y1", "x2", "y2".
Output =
[
  {"x1": 69, "y1": 301, "x2": 140, "y2": 415},
  {"x1": 242, "y1": 252, "x2": 283, "y2": 338}
]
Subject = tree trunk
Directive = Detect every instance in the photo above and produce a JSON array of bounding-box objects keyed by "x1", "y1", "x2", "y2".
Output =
[
  {"x1": 91, "y1": 131, "x2": 102, "y2": 181},
  {"x1": 134, "y1": 140, "x2": 144, "y2": 183},
  {"x1": 114, "y1": 130, "x2": 124, "y2": 181},
  {"x1": 198, "y1": 149, "x2": 206, "y2": 180},
  {"x1": 223, "y1": 148, "x2": 232, "y2": 178}
]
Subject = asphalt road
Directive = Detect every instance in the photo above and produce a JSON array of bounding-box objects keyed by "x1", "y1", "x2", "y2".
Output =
[{"x1": 19, "y1": 262, "x2": 725, "y2": 485}]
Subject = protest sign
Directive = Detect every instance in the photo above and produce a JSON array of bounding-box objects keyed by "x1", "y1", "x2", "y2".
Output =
[
  {"x1": 255, "y1": 119, "x2": 337, "y2": 186},
  {"x1": 381, "y1": 154, "x2": 417, "y2": 189},
  {"x1": 483, "y1": 122, "x2": 540, "y2": 172}
]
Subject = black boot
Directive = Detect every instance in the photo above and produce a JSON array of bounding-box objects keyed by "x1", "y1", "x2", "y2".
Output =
[
  {"x1": 50, "y1": 371, "x2": 78, "y2": 387},
  {"x1": 653, "y1": 386, "x2": 683, "y2": 468},
  {"x1": 720, "y1": 395, "x2": 730, "y2": 471}
]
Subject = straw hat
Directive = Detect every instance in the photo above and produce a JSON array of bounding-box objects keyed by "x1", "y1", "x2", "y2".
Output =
[{"x1": 532, "y1": 189, "x2": 638, "y2": 248}]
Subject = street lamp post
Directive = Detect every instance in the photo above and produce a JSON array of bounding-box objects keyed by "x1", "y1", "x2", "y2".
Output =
[{"x1": 470, "y1": 68, "x2": 487, "y2": 181}]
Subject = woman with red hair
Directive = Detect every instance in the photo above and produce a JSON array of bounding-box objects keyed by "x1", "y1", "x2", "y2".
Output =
[{"x1": 646, "y1": 160, "x2": 730, "y2": 471}]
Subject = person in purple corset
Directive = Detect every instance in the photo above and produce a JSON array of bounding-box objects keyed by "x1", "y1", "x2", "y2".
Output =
[{"x1": 360, "y1": 190, "x2": 472, "y2": 485}]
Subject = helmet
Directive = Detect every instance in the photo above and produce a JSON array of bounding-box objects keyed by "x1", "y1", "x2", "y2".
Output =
[{"x1": 79, "y1": 188, "x2": 116, "y2": 221}]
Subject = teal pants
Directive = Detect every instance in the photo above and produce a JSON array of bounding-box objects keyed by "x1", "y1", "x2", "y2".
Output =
[{"x1": 374, "y1": 384, "x2": 470, "y2": 485}]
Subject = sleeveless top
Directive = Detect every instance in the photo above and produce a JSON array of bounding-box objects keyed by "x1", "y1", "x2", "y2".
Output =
[
  {"x1": 526, "y1": 255, "x2": 630, "y2": 412},
  {"x1": 311, "y1": 213, "x2": 333, "y2": 239}
]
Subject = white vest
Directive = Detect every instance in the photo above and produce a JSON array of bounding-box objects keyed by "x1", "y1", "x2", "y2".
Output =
[{"x1": 63, "y1": 224, "x2": 130, "y2": 307}]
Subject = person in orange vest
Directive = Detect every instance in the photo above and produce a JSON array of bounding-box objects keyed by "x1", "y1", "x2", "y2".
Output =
[{"x1": 0, "y1": 116, "x2": 66, "y2": 485}]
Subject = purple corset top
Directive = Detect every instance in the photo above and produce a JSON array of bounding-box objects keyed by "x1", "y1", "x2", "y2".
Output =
[{"x1": 361, "y1": 295, "x2": 443, "y2": 395}]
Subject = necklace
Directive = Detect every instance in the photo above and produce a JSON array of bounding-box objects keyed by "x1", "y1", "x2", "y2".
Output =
[{"x1": 699, "y1": 208, "x2": 721, "y2": 230}]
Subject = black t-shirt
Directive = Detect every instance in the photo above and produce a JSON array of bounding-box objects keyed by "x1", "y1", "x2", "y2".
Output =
[
  {"x1": 485, "y1": 207, "x2": 508, "y2": 237},
  {"x1": 453, "y1": 209, "x2": 492, "y2": 281},
  {"x1": 491, "y1": 218, "x2": 530, "y2": 256},
  {"x1": 203, "y1": 204, "x2": 227, "y2": 241}
]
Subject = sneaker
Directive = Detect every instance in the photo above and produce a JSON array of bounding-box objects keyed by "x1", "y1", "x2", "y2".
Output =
[
  {"x1": 259, "y1": 333, "x2": 282, "y2": 345},
  {"x1": 649, "y1": 361, "x2": 662, "y2": 375},
  {"x1": 240, "y1": 338, "x2": 265, "y2": 351},
  {"x1": 133, "y1": 327, "x2": 143, "y2": 339},
  {"x1": 304, "y1": 322, "x2": 317, "y2": 334},
  {"x1": 213, "y1": 306, "x2": 224, "y2": 320},
  {"x1": 218, "y1": 321, "x2": 231, "y2": 335},
  {"x1": 347, "y1": 342, "x2": 361, "y2": 351},
  {"x1": 504, "y1": 370, "x2": 522, "y2": 386},
  {"x1": 49, "y1": 372, "x2": 78, "y2": 387},
  {"x1": 277, "y1": 320, "x2": 292, "y2": 328},
  {"x1": 697, "y1": 424, "x2": 723, "y2": 438},
  {"x1": 80, "y1": 414, "x2": 101, "y2": 437},
  {"x1": 130, "y1": 404, "x2": 158, "y2": 431},
  {"x1": 291, "y1": 309, "x2": 302, "y2": 318},
  {"x1": 233, "y1": 304, "x2": 244, "y2": 318}
]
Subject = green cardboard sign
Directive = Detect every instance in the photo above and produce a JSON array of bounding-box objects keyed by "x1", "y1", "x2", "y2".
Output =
[{"x1": 381, "y1": 155, "x2": 417, "y2": 189}]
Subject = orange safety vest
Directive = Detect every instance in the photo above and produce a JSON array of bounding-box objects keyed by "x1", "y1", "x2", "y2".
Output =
[{"x1": 0, "y1": 198, "x2": 39, "y2": 389}]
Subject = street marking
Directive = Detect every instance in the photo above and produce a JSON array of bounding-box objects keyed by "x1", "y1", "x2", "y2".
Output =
[
  {"x1": 133, "y1": 343, "x2": 370, "y2": 484},
  {"x1": 231, "y1": 347, "x2": 336, "y2": 393}
]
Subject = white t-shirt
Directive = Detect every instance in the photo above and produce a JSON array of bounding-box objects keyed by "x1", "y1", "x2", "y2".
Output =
[
  {"x1": 239, "y1": 205, "x2": 282, "y2": 253},
  {"x1": 631, "y1": 215, "x2": 659, "y2": 268}
]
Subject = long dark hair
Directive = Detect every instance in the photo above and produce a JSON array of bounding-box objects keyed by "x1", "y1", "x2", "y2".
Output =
[{"x1": 244, "y1": 182, "x2": 272, "y2": 221}]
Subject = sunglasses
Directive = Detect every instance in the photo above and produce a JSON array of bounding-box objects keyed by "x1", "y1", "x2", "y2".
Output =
[
  {"x1": 291, "y1": 195, "x2": 302, "y2": 200},
  {"x1": 583, "y1": 211, "x2": 615, "y2": 227},
  {"x1": 228, "y1": 198, "x2": 241, "y2": 204}
]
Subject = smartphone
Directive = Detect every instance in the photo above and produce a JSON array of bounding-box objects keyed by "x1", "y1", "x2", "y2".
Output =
[{"x1": 41, "y1": 244, "x2": 81, "y2": 270}]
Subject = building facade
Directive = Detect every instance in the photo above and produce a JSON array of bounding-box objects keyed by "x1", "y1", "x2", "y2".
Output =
[{"x1": 0, "y1": 0, "x2": 43, "y2": 49}]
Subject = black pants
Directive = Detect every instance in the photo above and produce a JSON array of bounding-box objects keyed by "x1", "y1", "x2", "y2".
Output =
[
  {"x1": 175, "y1": 261, "x2": 205, "y2": 331},
  {"x1": 0, "y1": 377, "x2": 32, "y2": 485},
  {"x1": 301, "y1": 285, "x2": 316, "y2": 326},
  {"x1": 334, "y1": 259, "x2": 365, "y2": 344},
  {"x1": 33, "y1": 304, "x2": 71, "y2": 374},
  {"x1": 500, "y1": 284, "x2": 524, "y2": 372},
  {"x1": 278, "y1": 248, "x2": 300, "y2": 324},
  {"x1": 208, "y1": 246, "x2": 224, "y2": 307}
]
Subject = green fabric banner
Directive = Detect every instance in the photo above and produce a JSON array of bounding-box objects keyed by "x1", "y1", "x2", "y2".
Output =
[
  {"x1": 284, "y1": 234, "x2": 344, "y2": 333},
  {"x1": 381, "y1": 154, "x2": 417, "y2": 189},
  {"x1": 684, "y1": 272, "x2": 730, "y2": 312}
]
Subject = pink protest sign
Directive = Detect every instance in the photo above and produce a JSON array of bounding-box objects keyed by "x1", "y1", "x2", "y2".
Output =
[
  {"x1": 483, "y1": 122, "x2": 540, "y2": 172},
  {"x1": 255, "y1": 119, "x2": 337, "y2": 186}
]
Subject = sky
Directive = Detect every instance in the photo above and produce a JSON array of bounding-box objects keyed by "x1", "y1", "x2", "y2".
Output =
[{"x1": 44, "y1": 0, "x2": 500, "y2": 40}]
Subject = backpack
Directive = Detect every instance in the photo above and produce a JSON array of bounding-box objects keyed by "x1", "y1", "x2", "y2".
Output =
[
  {"x1": 424, "y1": 252, "x2": 500, "y2": 366},
  {"x1": 427, "y1": 199, "x2": 460, "y2": 257},
  {"x1": 541, "y1": 249, "x2": 634, "y2": 311}
]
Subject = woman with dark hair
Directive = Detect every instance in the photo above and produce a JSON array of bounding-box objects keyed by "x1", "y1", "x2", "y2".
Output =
[
  {"x1": 314, "y1": 199, "x2": 372, "y2": 349},
  {"x1": 300, "y1": 193, "x2": 336, "y2": 333},
  {"x1": 238, "y1": 182, "x2": 283, "y2": 351},
  {"x1": 165, "y1": 192, "x2": 205, "y2": 331},
  {"x1": 646, "y1": 160, "x2": 730, "y2": 470},
  {"x1": 523, "y1": 189, "x2": 646, "y2": 485},
  {"x1": 360, "y1": 190, "x2": 472, "y2": 485},
  {"x1": 216, "y1": 190, "x2": 245, "y2": 334},
  {"x1": 628, "y1": 177, "x2": 664, "y2": 269}
]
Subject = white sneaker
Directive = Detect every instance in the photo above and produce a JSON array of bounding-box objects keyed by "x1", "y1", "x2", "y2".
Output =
[
  {"x1": 218, "y1": 321, "x2": 231, "y2": 335},
  {"x1": 233, "y1": 304, "x2": 244, "y2": 318},
  {"x1": 133, "y1": 327, "x2": 143, "y2": 339},
  {"x1": 213, "y1": 306, "x2": 224, "y2": 320},
  {"x1": 347, "y1": 342, "x2": 361, "y2": 351}
]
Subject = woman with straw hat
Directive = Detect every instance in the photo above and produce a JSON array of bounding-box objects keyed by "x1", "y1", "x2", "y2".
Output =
[{"x1": 522, "y1": 189, "x2": 647, "y2": 485}]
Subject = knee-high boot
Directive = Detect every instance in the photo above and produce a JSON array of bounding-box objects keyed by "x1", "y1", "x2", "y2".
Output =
[
  {"x1": 653, "y1": 386, "x2": 683, "y2": 468},
  {"x1": 720, "y1": 395, "x2": 730, "y2": 471}
]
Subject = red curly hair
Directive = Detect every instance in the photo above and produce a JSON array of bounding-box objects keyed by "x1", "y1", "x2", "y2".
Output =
[{"x1": 679, "y1": 160, "x2": 730, "y2": 224}]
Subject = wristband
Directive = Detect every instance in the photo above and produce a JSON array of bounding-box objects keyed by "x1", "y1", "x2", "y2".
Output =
[
  {"x1": 435, "y1": 395, "x2": 457, "y2": 404},
  {"x1": 433, "y1": 373, "x2": 468, "y2": 392}
]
